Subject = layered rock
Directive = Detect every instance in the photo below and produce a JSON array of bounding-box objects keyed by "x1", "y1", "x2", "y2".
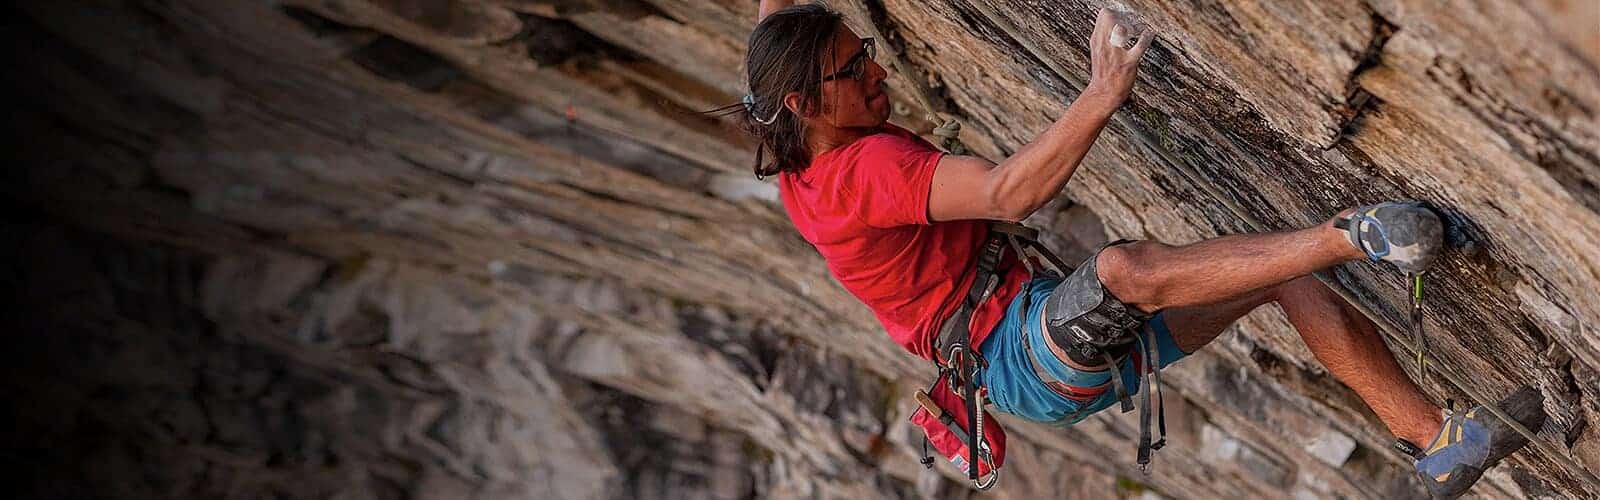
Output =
[{"x1": 5, "y1": 0, "x2": 1598, "y2": 498}]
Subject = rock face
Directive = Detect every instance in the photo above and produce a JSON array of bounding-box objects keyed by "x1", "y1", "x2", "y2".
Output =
[{"x1": 5, "y1": 0, "x2": 1598, "y2": 499}]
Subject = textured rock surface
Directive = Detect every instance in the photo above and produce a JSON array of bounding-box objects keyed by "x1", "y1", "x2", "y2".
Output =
[{"x1": 5, "y1": 0, "x2": 1598, "y2": 498}]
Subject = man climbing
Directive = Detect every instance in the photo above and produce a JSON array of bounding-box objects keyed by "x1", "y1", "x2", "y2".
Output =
[{"x1": 739, "y1": 2, "x2": 1544, "y2": 497}]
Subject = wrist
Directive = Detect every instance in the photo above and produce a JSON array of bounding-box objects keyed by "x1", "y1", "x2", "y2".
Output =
[{"x1": 1076, "y1": 83, "x2": 1124, "y2": 116}]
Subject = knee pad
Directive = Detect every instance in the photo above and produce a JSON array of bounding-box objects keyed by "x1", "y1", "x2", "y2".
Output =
[{"x1": 1042, "y1": 243, "x2": 1153, "y2": 366}]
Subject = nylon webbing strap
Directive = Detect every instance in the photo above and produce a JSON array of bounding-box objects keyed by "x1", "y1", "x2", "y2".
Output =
[
  {"x1": 1028, "y1": 240, "x2": 1074, "y2": 277},
  {"x1": 1134, "y1": 325, "x2": 1167, "y2": 473},
  {"x1": 934, "y1": 225, "x2": 1013, "y2": 365},
  {"x1": 1137, "y1": 343, "x2": 1153, "y2": 469},
  {"x1": 1105, "y1": 351, "x2": 1133, "y2": 413}
]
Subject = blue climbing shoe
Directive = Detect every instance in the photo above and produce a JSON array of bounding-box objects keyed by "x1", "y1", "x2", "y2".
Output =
[
  {"x1": 1336, "y1": 201, "x2": 1444, "y2": 274},
  {"x1": 1412, "y1": 388, "x2": 1547, "y2": 499}
]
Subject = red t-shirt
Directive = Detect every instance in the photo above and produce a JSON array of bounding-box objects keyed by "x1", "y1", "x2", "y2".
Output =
[{"x1": 778, "y1": 125, "x2": 1028, "y2": 361}]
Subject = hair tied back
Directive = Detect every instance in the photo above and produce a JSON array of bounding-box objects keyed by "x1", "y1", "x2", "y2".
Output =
[{"x1": 744, "y1": 93, "x2": 783, "y2": 126}]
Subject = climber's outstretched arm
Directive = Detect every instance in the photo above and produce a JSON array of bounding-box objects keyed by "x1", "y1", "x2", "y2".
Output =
[
  {"x1": 927, "y1": 9, "x2": 1153, "y2": 223},
  {"x1": 757, "y1": 0, "x2": 796, "y2": 22}
]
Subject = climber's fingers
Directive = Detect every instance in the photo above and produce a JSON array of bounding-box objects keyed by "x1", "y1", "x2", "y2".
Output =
[
  {"x1": 1130, "y1": 27, "x2": 1156, "y2": 58},
  {"x1": 1091, "y1": 7, "x2": 1115, "y2": 47}
]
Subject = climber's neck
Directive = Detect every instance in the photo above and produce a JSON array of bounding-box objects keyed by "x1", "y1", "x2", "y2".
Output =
[{"x1": 806, "y1": 123, "x2": 882, "y2": 158}]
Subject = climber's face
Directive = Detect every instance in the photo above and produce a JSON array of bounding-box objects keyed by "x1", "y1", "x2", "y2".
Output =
[{"x1": 788, "y1": 27, "x2": 890, "y2": 129}]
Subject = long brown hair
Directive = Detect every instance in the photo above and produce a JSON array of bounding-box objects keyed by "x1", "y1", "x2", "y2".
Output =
[{"x1": 721, "y1": 5, "x2": 844, "y2": 178}]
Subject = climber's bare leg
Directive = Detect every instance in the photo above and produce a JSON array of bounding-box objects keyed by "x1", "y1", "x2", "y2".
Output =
[
  {"x1": 1097, "y1": 216, "x2": 1363, "y2": 313},
  {"x1": 1273, "y1": 277, "x2": 1444, "y2": 445},
  {"x1": 1163, "y1": 276, "x2": 1443, "y2": 445}
]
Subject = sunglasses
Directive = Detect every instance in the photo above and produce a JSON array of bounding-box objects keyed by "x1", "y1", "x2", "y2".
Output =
[{"x1": 821, "y1": 37, "x2": 876, "y2": 82}]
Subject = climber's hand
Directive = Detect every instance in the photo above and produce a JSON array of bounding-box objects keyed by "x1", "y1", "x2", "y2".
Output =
[{"x1": 1086, "y1": 7, "x2": 1154, "y2": 104}]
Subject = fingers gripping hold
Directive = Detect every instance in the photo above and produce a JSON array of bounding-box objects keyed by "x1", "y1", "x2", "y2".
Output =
[
  {"x1": 1131, "y1": 27, "x2": 1155, "y2": 56},
  {"x1": 1087, "y1": 7, "x2": 1156, "y2": 102},
  {"x1": 1097, "y1": 7, "x2": 1156, "y2": 53}
]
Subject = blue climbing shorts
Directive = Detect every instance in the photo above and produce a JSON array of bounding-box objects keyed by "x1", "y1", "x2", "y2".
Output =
[{"x1": 978, "y1": 276, "x2": 1190, "y2": 426}]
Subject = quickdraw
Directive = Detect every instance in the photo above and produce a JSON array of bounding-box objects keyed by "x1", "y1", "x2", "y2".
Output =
[{"x1": 1409, "y1": 272, "x2": 1426, "y2": 387}]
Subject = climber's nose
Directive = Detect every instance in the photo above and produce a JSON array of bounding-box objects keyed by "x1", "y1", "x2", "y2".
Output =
[{"x1": 865, "y1": 58, "x2": 888, "y2": 87}]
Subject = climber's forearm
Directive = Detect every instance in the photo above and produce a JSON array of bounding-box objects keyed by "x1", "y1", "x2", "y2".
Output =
[
  {"x1": 986, "y1": 85, "x2": 1122, "y2": 220},
  {"x1": 757, "y1": 0, "x2": 796, "y2": 21}
]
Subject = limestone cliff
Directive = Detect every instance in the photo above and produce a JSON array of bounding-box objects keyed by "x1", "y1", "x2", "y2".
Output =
[{"x1": 4, "y1": 0, "x2": 1598, "y2": 498}]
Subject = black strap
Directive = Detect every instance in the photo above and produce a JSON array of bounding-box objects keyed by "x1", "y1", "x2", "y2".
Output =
[
  {"x1": 1137, "y1": 369, "x2": 1153, "y2": 468},
  {"x1": 989, "y1": 221, "x2": 1040, "y2": 240},
  {"x1": 1104, "y1": 351, "x2": 1133, "y2": 413},
  {"x1": 1135, "y1": 331, "x2": 1165, "y2": 472},
  {"x1": 1027, "y1": 239, "x2": 1074, "y2": 278},
  {"x1": 933, "y1": 221, "x2": 1072, "y2": 363},
  {"x1": 933, "y1": 232, "x2": 1007, "y2": 365},
  {"x1": 1394, "y1": 438, "x2": 1426, "y2": 460}
]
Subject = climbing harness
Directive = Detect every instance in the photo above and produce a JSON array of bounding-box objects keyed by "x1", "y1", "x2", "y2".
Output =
[{"x1": 912, "y1": 218, "x2": 1175, "y2": 485}]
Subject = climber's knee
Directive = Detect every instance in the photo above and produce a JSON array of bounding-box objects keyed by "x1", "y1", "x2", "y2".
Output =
[{"x1": 1095, "y1": 241, "x2": 1170, "y2": 312}]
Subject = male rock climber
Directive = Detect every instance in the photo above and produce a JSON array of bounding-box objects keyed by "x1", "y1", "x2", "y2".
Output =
[{"x1": 739, "y1": 2, "x2": 1543, "y2": 497}]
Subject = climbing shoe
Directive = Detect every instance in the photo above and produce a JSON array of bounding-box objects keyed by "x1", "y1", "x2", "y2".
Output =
[
  {"x1": 1411, "y1": 388, "x2": 1547, "y2": 499},
  {"x1": 1335, "y1": 201, "x2": 1444, "y2": 274}
]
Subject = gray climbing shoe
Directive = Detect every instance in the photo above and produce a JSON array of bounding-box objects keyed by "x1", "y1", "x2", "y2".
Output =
[
  {"x1": 1335, "y1": 201, "x2": 1444, "y2": 274},
  {"x1": 1413, "y1": 388, "x2": 1547, "y2": 499}
]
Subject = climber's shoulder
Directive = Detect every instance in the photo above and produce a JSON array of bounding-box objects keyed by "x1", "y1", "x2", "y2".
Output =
[
  {"x1": 820, "y1": 123, "x2": 938, "y2": 162},
  {"x1": 799, "y1": 124, "x2": 940, "y2": 181}
]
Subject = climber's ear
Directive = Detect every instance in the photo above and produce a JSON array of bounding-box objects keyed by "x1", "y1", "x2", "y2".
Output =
[{"x1": 783, "y1": 91, "x2": 813, "y2": 118}]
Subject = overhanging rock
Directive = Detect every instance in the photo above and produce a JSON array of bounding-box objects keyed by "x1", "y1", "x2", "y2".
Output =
[{"x1": 6, "y1": 0, "x2": 1598, "y2": 498}]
